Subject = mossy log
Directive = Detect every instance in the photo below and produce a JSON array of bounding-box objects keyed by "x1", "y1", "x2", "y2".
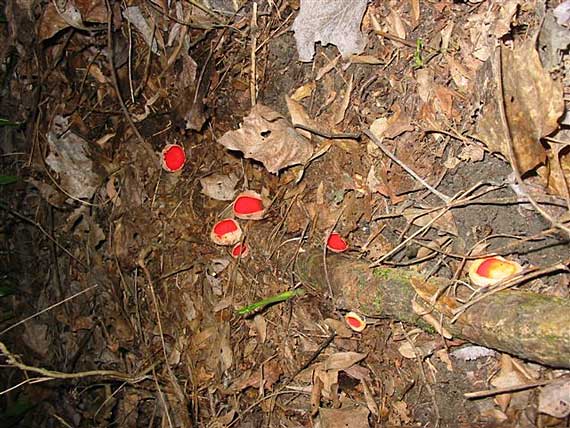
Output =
[{"x1": 293, "y1": 250, "x2": 570, "y2": 368}]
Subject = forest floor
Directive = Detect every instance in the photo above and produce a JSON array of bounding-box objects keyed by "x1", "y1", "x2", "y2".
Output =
[{"x1": 2, "y1": 0, "x2": 570, "y2": 427}]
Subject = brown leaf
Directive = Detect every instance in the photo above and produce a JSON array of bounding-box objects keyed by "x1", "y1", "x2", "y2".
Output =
[
  {"x1": 491, "y1": 354, "x2": 527, "y2": 412},
  {"x1": 323, "y1": 351, "x2": 366, "y2": 371},
  {"x1": 218, "y1": 104, "x2": 313, "y2": 174},
  {"x1": 290, "y1": 82, "x2": 316, "y2": 101},
  {"x1": 74, "y1": 0, "x2": 107, "y2": 23},
  {"x1": 319, "y1": 406, "x2": 370, "y2": 428},
  {"x1": 199, "y1": 173, "x2": 239, "y2": 201},
  {"x1": 542, "y1": 143, "x2": 570, "y2": 197},
  {"x1": 333, "y1": 74, "x2": 354, "y2": 125},
  {"x1": 286, "y1": 96, "x2": 319, "y2": 140},
  {"x1": 45, "y1": 116, "x2": 101, "y2": 200},
  {"x1": 370, "y1": 104, "x2": 414, "y2": 140},
  {"x1": 476, "y1": 42, "x2": 564, "y2": 174},
  {"x1": 539, "y1": 379, "x2": 570, "y2": 418},
  {"x1": 403, "y1": 207, "x2": 458, "y2": 236}
]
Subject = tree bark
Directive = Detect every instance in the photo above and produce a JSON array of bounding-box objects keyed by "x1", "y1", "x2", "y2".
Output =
[{"x1": 293, "y1": 250, "x2": 570, "y2": 368}]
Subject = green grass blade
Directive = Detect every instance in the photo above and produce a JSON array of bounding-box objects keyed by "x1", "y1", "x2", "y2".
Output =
[
  {"x1": 237, "y1": 289, "x2": 305, "y2": 316},
  {"x1": 0, "y1": 176, "x2": 18, "y2": 185}
]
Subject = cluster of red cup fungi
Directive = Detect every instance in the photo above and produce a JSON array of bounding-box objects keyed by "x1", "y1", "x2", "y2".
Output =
[{"x1": 210, "y1": 191, "x2": 268, "y2": 258}]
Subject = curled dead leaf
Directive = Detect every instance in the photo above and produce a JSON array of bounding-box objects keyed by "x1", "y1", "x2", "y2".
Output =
[
  {"x1": 476, "y1": 42, "x2": 564, "y2": 174},
  {"x1": 218, "y1": 104, "x2": 313, "y2": 174}
]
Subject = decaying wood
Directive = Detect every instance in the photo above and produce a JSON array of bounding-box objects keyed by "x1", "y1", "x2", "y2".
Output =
[{"x1": 293, "y1": 250, "x2": 570, "y2": 368}]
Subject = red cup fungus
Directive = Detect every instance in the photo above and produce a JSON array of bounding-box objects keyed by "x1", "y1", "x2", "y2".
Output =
[
  {"x1": 326, "y1": 232, "x2": 349, "y2": 253},
  {"x1": 231, "y1": 242, "x2": 249, "y2": 258},
  {"x1": 468, "y1": 256, "x2": 522, "y2": 287},
  {"x1": 210, "y1": 218, "x2": 242, "y2": 246},
  {"x1": 161, "y1": 144, "x2": 186, "y2": 172},
  {"x1": 233, "y1": 190, "x2": 267, "y2": 220},
  {"x1": 344, "y1": 312, "x2": 366, "y2": 332}
]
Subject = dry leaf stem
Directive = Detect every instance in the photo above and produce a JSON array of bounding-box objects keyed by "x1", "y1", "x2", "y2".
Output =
[
  {"x1": 105, "y1": 0, "x2": 146, "y2": 146},
  {"x1": 250, "y1": 2, "x2": 258, "y2": 106},
  {"x1": 293, "y1": 123, "x2": 360, "y2": 140},
  {"x1": 0, "y1": 339, "x2": 154, "y2": 388},
  {"x1": 363, "y1": 129, "x2": 451, "y2": 203},
  {"x1": 465, "y1": 378, "x2": 557, "y2": 399}
]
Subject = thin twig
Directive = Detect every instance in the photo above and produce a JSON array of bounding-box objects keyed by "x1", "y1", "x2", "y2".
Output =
[
  {"x1": 0, "y1": 201, "x2": 86, "y2": 269},
  {"x1": 0, "y1": 285, "x2": 98, "y2": 336},
  {"x1": 293, "y1": 124, "x2": 361, "y2": 140},
  {"x1": 465, "y1": 378, "x2": 557, "y2": 399},
  {"x1": 363, "y1": 129, "x2": 451, "y2": 203},
  {"x1": 250, "y1": 2, "x2": 258, "y2": 107},
  {"x1": 0, "y1": 340, "x2": 153, "y2": 383},
  {"x1": 105, "y1": 0, "x2": 147, "y2": 146}
]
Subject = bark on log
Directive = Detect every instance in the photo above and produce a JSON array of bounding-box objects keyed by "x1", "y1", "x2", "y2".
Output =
[{"x1": 293, "y1": 250, "x2": 570, "y2": 368}]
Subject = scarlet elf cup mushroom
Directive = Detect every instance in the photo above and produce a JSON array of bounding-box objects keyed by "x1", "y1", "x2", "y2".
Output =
[
  {"x1": 326, "y1": 232, "x2": 349, "y2": 253},
  {"x1": 231, "y1": 242, "x2": 249, "y2": 258},
  {"x1": 210, "y1": 218, "x2": 242, "y2": 246},
  {"x1": 468, "y1": 256, "x2": 523, "y2": 287},
  {"x1": 344, "y1": 312, "x2": 366, "y2": 332},
  {"x1": 233, "y1": 191, "x2": 267, "y2": 220},
  {"x1": 161, "y1": 144, "x2": 186, "y2": 172}
]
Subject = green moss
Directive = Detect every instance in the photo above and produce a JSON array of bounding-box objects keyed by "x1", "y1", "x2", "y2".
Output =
[
  {"x1": 373, "y1": 268, "x2": 392, "y2": 280},
  {"x1": 368, "y1": 293, "x2": 382, "y2": 313}
]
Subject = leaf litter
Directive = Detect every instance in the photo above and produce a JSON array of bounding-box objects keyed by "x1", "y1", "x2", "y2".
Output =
[{"x1": 2, "y1": 0, "x2": 570, "y2": 427}]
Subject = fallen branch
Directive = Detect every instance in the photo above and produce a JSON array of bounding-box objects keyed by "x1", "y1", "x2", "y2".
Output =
[{"x1": 292, "y1": 250, "x2": 570, "y2": 368}]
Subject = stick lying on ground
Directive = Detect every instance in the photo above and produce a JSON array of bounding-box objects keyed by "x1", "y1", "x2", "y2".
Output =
[{"x1": 292, "y1": 250, "x2": 570, "y2": 368}]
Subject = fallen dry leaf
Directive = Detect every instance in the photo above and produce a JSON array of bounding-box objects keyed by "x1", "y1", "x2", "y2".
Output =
[
  {"x1": 292, "y1": 0, "x2": 368, "y2": 61},
  {"x1": 476, "y1": 42, "x2": 564, "y2": 174},
  {"x1": 542, "y1": 142, "x2": 570, "y2": 197},
  {"x1": 286, "y1": 96, "x2": 319, "y2": 140},
  {"x1": 199, "y1": 173, "x2": 239, "y2": 201},
  {"x1": 218, "y1": 104, "x2": 313, "y2": 174},
  {"x1": 333, "y1": 74, "x2": 353, "y2": 125},
  {"x1": 38, "y1": 2, "x2": 85, "y2": 41},
  {"x1": 385, "y1": 9, "x2": 407, "y2": 45},
  {"x1": 465, "y1": 0, "x2": 520, "y2": 62},
  {"x1": 46, "y1": 116, "x2": 101, "y2": 200},
  {"x1": 290, "y1": 82, "x2": 316, "y2": 101},
  {"x1": 370, "y1": 104, "x2": 414, "y2": 140},
  {"x1": 538, "y1": 379, "x2": 570, "y2": 418},
  {"x1": 491, "y1": 354, "x2": 528, "y2": 412},
  {"x1": 403, "y1": 207, "x2": 458, "y2": 236},
  {"x1": 319, "y1": 406, "x2": 370, "y2": 428},
  {"x1": 323, "y1": 351, "x2": 366, "y2": 371}
]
